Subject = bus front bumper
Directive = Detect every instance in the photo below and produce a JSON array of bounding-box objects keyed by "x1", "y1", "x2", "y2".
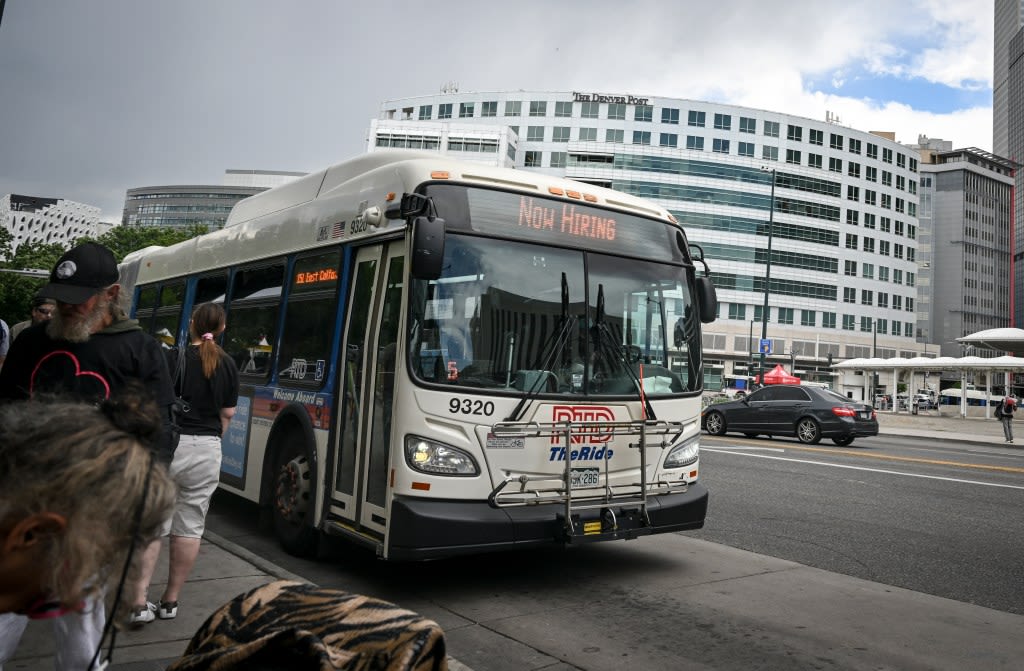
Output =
[{"x1": 386, "y1": 482, "x2": 708, "y2": 561}]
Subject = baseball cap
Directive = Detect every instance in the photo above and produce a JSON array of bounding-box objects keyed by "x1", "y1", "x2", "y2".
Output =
[{"x1": 38, "y1": 242, "x2": 119, "y2": 305}]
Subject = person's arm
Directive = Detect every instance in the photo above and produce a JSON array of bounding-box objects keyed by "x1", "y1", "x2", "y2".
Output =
[{"x1": 220, "y1": 406, "x2": 236, "y2": 436}]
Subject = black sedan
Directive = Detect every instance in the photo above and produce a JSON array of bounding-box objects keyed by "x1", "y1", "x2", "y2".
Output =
[{"x1": 702, "y1": 385, "x2": 878, "y2": 446}]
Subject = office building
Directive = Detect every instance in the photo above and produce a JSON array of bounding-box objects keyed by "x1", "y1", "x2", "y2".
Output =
[
  {"x1": 121, "y1": 184, "x2": 266, "y2": 230},
  {"x1": 1, "y1": 194, "x2": 106, "y2": 254},
  {"x1": 371, "y1": 91, "x2": 935, "y2": 397}
]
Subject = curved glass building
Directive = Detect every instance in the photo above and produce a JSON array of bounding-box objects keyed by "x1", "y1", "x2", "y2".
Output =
[{"x1": 371, "y1": 91, "x2": 930, "y2": 395}]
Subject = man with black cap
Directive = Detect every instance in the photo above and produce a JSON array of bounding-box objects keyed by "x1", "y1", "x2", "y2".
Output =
[{"x1": 0, "y1": 241, "x2": 177, "y2": 670}]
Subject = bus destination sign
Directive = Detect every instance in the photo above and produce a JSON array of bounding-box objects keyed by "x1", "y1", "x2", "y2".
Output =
[
  {"x1": 295, "y1": 267, "x2": 338, "y2": 286},
  {"x1": 518, "y1": 197, "x2": 616, "y2": 242}
]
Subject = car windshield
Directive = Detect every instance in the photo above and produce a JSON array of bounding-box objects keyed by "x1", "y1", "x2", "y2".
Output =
[{"x1": 407, "y1": 233, "x2": 702, "y2": 396}]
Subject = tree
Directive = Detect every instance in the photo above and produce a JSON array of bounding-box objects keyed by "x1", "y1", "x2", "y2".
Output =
[{"x1": 80, "y1": 224, "x2": 206, "y2": 262}]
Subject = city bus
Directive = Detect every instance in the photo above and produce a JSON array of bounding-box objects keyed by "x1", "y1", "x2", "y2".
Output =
[{"x1": 120, "y1": 150, "x2": 718, "y2": 560}]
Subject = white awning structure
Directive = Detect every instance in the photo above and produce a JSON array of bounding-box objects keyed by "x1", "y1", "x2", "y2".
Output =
[{"x1": 956, "y1": 328, "x2": 1024, "y2": 356}]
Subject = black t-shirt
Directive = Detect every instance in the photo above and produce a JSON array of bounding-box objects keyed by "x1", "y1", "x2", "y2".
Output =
[
  {"x1": 0, "y1": 319, "x2": 177, "y2": 460},
  {"x1": 168, "y1": 345, "x2": 240, "y2": 437}
]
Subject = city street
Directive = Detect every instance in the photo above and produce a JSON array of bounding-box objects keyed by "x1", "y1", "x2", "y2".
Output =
[{"x1": 199, "y1": 429, "x2": 1024, "y2": 671}]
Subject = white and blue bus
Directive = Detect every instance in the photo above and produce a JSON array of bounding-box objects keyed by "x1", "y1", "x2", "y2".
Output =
[{"x1": 120, "y1": 151, "x2": 718, "y2": 560}]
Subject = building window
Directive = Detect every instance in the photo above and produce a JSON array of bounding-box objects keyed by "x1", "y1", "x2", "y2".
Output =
[
  {"x1": 753, "y1": 305, "x2": 766, "y2": 322},
  {"x1": 554, "y1": 101, "x2": 572, "y2": 117},
  {"x1": 634, "y1": 104, "x2": 653, "y2": 122},
  {"x1": 552, "y1": 126, "x2": 570, "y2": 142},
  {"x1": 481, "y1": 101, "x2": 497, "y2": 117},
  {"x1": 862, "y1": 262, "x2": 874, "y2": 279},
  {"x1": 808, "y1": 153, "x2": 822, "y2": 169},
  {"x1": 864, "y1": 190, "x2": 876, "y2": 206},
  {"x1": 529, "y1": 100, "x2": 547, "y2": 117},
  {"x1": 505, "y1": 100, "x2": 522, "y2": 116},
  {"x1": 438, "y1": 103, "x2": 452, "y2": 119},
  {"x1": 739, "y1": 116, "x2": 756, "y2": 133},
  {"x1": 762, "y1": 145, "x2": 778, "y2": 161},
  {"x1": 579, "y1": 127, "x2": 598, "y2": 141},
  {"x1": 524, "y1": 150, "x2": 542, "y2": 167},
  {"x1": 829, "y1": 157, "x2": 842, "y2": 173},
  {"x1": 861, "y1": 290, "x2": 873, "y2": 306},
  {"x1": 550, "y1": 151, "x2": 567, "y2": 168},
  {"x1": 581, "y1": 101, "x2": 599, "y2": 118},
  {"x1": 713, "y1": 113, "x2": 731, "y2": 130},
  {"x1": 660, "y1": 133, "x2": 678, "y2": 148},
  {"x1": 829, "y1": 133, "x2": 844, "y2": 150},
  {"x1": 843, "y1": 287, "x2": 857, "y2": 303},
  {"x1": 686, "y1": 135, "x2": 704, "y2": 150},
  {"x1": 633, "y1": 130, "x2": 651, "y2": 145},
  {"x1": 865, "y1": 166, "x2": 877, "y2": 182},
  {"x1": 893, "y1": 295, "x2": 902, "y2": 310},
  {"x1": 843, "y1": 314, "x2": 856, "y2": 330},
  {"x1": 882, "y1": 171, "x2": 892, "y2": 186},
  {"x1": 786, "y1": 149, "x2": 801, "y2": 164},
  {"x1": 844, "y1": 260, "x2": 857, "y2": 276},
  {"x1": 863, "y1": 212, "x2": 876, "y2": 228},
  {"x1": 879, "y1": 240, "x2": 890, "y2": 256},
  {"x1": 786, "y1": 124, "x2": 802, "y2": 141},
  {"x1": 878, "y1": 266, "x2": 889, "y2": 282},
  {"x1": 881, "y1": 194, "x2": 891, "y2": 209},
  {"x1": 527, "y1": 126, "x2": 545, "y2": 141},
  {"x1": 894, "y1": 243, "x2": 904, "y2": 259},
  {"x1": 459, "y1": 102, "x2": 475, "y2": 118},
  {"x1": 713, "y1": 138, "x2": 730, "y2": 153},
  {"x1": 867, "y1": 143, "x2": 878, "y2": 159},
  {"x1": 778, "y1": 308, "x2": 794, "y2": 325},
  {"x1": 728, "y1": 303, "x2": 747, "y2": 320},
  {"x1": 763, "y1": 120, "x2": 780, "y2": 137},
  {"x1": 608, "y1": 103, "x2": 626, "y2": 120},
  {"x1": 809, "y1": 128, "x2": 823, "y2": 146},
  {"x1": 606, "y1": 128, "x2": 624, "y2": 143},
  {"x1": 688, "y1": 110, "x2": 706, "y2": 127},
  {"x1": 848, "y1": 162, "x2": 861, "y2": 178},
  {"x1": 846, "y1": 210, "x2": 859, "y2": 226},
  {"x1": 662, "y1": 107, "x2": 680, "y2": 124},
  {"x1": 418, "y1": 105, "x2": 432, "y2": 120},
  {"x1": 849, "y1": 138, "x2": 861, "y2": 154},
  {"x1": 847, "y1": 185, "x2": 859, "y2": 201},
  {"x1": 846, "y1": 234, "x2": 858, "y2": 249},
  {"x1": 861, "y1": 316, "x2": 873, "y2": 331},
  {"x1": 895, "y1": 197, "x2": 905, "y2": 214},
  {"x1": 878, "y1": 292, "x2": 889, "y2": 309},
  {"x1": 738, "y1": 141, "x2": 754, "y2": 157},
  {"x1": 896, "y1": 175, "x2": 906, "y2": 191},
  {"x1": 882, "y1": 147, "x2": 893, "y2": 163},
  {"x1": 801, "y1": 310, "x2": 816, "y2": 327},
  {"x1": 896, "y1": 153, "x2": 907, "y2": 169},
  {"x1": 822, "y1": 312, "x2": 836, "y2": 328}
]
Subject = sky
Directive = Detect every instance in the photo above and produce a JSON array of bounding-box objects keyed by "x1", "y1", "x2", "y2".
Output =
[{"x1": 0, "y1": 0, "x2": 995, "y2": 223}]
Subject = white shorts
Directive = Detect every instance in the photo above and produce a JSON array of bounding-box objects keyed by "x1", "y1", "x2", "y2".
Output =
[{"x1": 163, "y1": 434, "x2": 222, "y2": 538}]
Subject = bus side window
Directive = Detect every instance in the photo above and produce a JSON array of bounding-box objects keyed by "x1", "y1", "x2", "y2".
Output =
[
  {"x1": 278, "y1": 252, "x2": 341, "y2": 385},
  {"x1": 224, "y1": 263, "x2": 285, "y2": 378}
]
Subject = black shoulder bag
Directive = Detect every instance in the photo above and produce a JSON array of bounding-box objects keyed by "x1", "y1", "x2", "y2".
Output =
[{"x1": 169, "y1": 346, "x2": 191, "y2": 448}]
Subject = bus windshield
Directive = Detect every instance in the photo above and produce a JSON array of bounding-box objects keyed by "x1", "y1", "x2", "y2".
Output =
[{"x1": 408, "y1": 232, "x2": 702, "y2": 396}]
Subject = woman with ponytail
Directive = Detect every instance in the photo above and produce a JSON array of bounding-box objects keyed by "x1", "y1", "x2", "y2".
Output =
[{"x1": 130, "y1": 302, "x2": 239, "y2": 625}]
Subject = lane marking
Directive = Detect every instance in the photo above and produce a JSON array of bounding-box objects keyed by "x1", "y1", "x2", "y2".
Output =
[
  {"x1": 703, "y1": 439, "x2": 1024, "y2": 474},
  {"x1": 702, "y1": 448, "x2": 1024, "y2": 490}
]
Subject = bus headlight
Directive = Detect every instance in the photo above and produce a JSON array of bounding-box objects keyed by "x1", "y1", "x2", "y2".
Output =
[
  {"x1": 663, "y1": 437, "x2": 699, "y2": 469},
  {"x1": 405, "y1": 436, "x2": 480, "y2": 476}
]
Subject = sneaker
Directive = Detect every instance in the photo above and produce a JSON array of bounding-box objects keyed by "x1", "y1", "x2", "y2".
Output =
[
  {"x1": 157, "y1": 600, "x2": 178, "y2": 620},
  {"x1": 129, "y1": 602, "x2": 156, "y2": 626}
]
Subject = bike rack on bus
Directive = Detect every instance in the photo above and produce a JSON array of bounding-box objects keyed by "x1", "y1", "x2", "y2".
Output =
[{"x1": 486, "y1": 419, "x2": 692, "y2": 542}]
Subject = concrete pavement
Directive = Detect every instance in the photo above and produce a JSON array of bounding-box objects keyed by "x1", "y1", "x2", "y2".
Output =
[{"x1": 2, "y1": 412, "x2": 1012, "y2": 670}]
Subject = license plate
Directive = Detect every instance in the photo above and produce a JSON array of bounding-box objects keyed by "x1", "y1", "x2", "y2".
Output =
[{"x1": 570, "y1": 467, "x2": 600, "y2": 489}]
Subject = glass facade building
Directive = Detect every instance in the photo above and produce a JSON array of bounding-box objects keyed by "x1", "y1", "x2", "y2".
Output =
[{"x1": 370, "y1": 91, "x2": 933, "y2": 394}]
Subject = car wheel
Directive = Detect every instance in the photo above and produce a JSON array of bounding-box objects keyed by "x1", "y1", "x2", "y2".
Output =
[
  {"x1": 831, "y1": 435, "x2": 855, "y2": 447},
  {"x1": 796, "y1": 417, "x2": 822, "y2": 444},
  {"x1": 705, "y1": 411, "x2": 727, "y2": 435},
  {"x1": 743, "y1": 433, "x2": 759, "y2": 439}
]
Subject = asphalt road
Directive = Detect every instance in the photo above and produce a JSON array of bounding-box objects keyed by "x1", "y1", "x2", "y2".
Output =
[{"x1": 205, "y1": 432, "x2": 1024, "y2": 670}]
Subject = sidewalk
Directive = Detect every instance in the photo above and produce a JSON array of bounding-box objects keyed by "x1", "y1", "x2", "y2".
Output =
[
  {"x1": 4, "y1": 533, "x2": 470, "y2": 670},
  {"x1": 875, "y1": 407, "x2": 1021, "y2": 446}
]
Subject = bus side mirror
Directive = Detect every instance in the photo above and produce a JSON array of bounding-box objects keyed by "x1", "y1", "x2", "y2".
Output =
[
  {"x1": 696, "y1": 276, "x2": 717, "y2": 323},
  {"x1": 411, "y1": 216, "x2": 445, "y2": 280}
]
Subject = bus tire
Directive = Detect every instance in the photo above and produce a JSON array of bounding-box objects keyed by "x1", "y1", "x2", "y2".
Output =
[{"x1": 270, "y1": 436, "x2": 320, "y2": 558}]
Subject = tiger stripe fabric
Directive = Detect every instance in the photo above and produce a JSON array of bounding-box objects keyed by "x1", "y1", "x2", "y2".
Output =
[{"x1": 166, "y1": 580, "x2": 447, "y2": 671}]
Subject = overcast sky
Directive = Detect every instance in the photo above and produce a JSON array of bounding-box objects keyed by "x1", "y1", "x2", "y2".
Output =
[{"x1": 0, "y1": 0, "x2": 994, "y2": 222}]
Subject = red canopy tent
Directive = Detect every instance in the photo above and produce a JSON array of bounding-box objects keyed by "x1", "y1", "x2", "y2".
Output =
[{"x1": 753, "y1": 364, "x2": 801, "y2": 385}]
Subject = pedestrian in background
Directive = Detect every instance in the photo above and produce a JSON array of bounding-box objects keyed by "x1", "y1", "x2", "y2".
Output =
[
  {"x1": 130, "y1": 302, "x2": 238, "y2": 625},
  {"x1": 997, "y1": 395, "x2": 1016, "y2": 444},
  {"x1": 10, "y1": 296, "x2": 56, "y2": 341}
]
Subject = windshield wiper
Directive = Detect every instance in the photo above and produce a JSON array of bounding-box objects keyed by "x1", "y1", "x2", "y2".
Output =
[
  {"x1": 505, "y1": 272, "x2": 574, "y2": 422},
  {"x1": 593, "y1": 284, "x2": 658, "y2": 420}
]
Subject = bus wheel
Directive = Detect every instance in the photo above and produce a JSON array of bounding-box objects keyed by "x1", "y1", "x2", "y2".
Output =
[{"x1": 272, "y1": 441, "x2": 320, "y2": 557}]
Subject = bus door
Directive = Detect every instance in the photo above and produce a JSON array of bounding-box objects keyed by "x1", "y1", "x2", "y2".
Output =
[{"x1": 329, "y1": 243, "x2": 404, "y2": 536}]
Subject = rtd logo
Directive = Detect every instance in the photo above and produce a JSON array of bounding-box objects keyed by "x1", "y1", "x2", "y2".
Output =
[{"x1": 551, "y1": 405, "x2": 615, "y2": 444}]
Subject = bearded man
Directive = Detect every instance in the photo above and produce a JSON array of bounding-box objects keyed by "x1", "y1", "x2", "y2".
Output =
[{"x1": 0, "y1": 241, "x2": 177, "y2": 671}]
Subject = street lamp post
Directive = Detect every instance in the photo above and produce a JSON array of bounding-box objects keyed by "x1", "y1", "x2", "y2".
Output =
[
  {"x1": 758, "y1": 167, "x2": 777, "y2": 387},
  {"x1": 748, "y1": 318, "x2": 755, "y2": 388}
]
